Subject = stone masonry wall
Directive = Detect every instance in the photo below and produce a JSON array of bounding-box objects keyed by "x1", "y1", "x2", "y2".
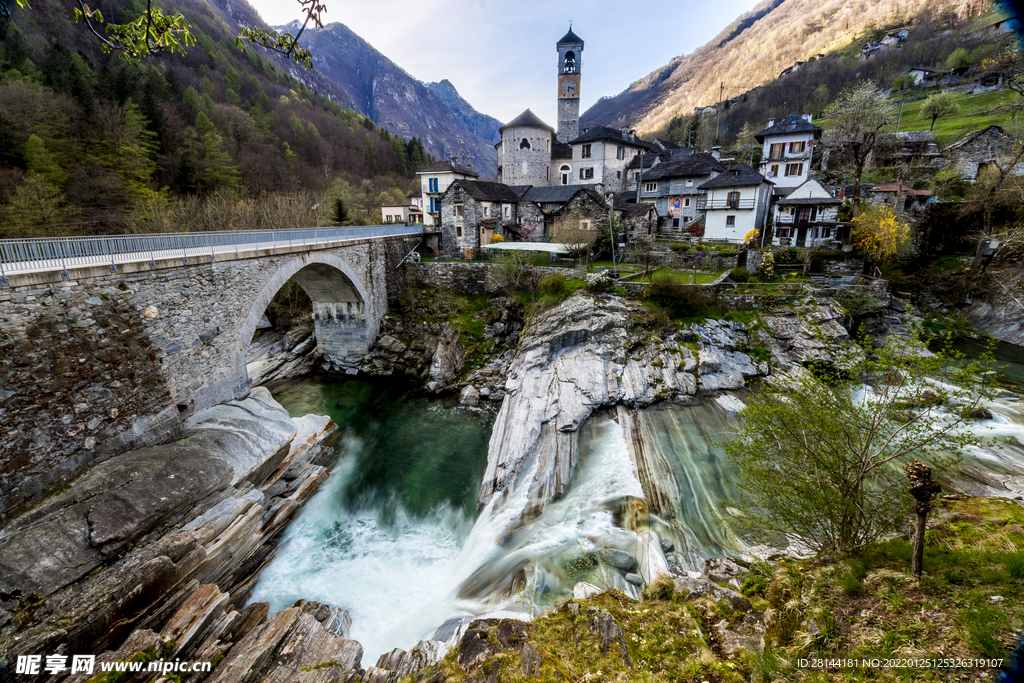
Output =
[
  {"x1": 405, "y1": 262, "x2": 570, "y2": 294},
  {"x1": 0, "y1": 236, "x2": 415, "y2": 523}
]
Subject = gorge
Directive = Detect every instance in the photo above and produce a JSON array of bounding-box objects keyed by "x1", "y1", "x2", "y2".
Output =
[{"x1": 3, "y1": 263, "x2": 1022, "y2": 681}]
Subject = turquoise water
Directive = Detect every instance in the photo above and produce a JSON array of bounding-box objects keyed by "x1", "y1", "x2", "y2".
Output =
[
  {"x1": 267, "y1": 376, "x2": 494, "y2": 521},
  {"x1": 249, "y1": 377, "x2": 495, "y2": 663}
]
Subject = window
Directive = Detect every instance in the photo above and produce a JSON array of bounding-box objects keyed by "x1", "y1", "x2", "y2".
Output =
[
  {"x1": 580, "y1": 167, "x2": 594, "y2": 180},
  {"x1": 560, "y1": 164, "x2": 571, "y2": 185},
  {"x1": 790, "y1": 140, "x2": 806, "y2": 153},
  {"x1": 564, "y1": 50, "x2": 576, "y2": 73},
  {"x1": 776, "y1": 226, "x2": 792, "y2": 238},
  {"x1": 580, "y1": 220, "x2": 592, "y2": 231},
  {"x1": 546, "y1": 139, "x2": 550, "y2": 151},
  {"x1": 644, "y1": 181, "x2": 658, "y2": 192},
  {"x1": 454, "y1": 204, "x2": 464, "y2": 217},
  {"x1": 504, "y1": 205, "x2": 510, "y2": 217},
  {"x1": 821, "y1": 227, "x2": 832, "y2": 239},
  {"x1": 726, "y1": 215, "x2": 736, "y2": 227},
  {"x1": 769, "y1": 164, "x2": 779, "y2": 178},
  {"x1": 497, "y1": 166, "x2": 502, "y2": 180},
  {"x1": 482, "y1": 205, "x2": 489, "y2": 217},
  {"x1": 581, "y1": 143, "x2": 592, "y2": 158},
  {"x1": 672, "y1": 218, "x2": 680, "y2": 228},
  {"x1": 683, "y1": 198, "x2": 691, "y2": 208},
  {"x1": 634, "y1": 172, "x2": 640, "y2": 181},
  {"x1": 686, "y1": 179, "x2": 693, "y2": 187},
  {"x1": 785, "y1": 163, "x2": 804, "y2": 177},
  {"x1": 617, "y1": 145, "x2": 625, "y2": 160},
  {"x1": 769, "y1": 143, "x2": 784, "y2": 160},
  {"x1": 617, "y1": 170, "x2": 621, "y2": 179},
  {"x1": 456, "y1": 225, "x2": 462, "y2": 237},
  {"x1": 727, "y1": 191, "x2": 740, "y2": 209},
  {"x1": 520, "y1": 137, "x2": 531, "y2": 150},
  {"x1": 481, "y1": 227, "x2": 486, "y2": 234},
  {"x1": 428, "y1": 177, "x2": 438, "y2": 192}
]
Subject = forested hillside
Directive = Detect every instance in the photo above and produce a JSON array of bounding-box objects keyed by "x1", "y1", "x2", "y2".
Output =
[
  {"x1": 0, "y1": 0, "x2": 432, "y2": 236},
  {"x1": 582, "y1": 0, "x2": 992, "y2": 136}
]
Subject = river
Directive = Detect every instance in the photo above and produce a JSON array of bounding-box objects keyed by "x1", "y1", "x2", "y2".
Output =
[{"x1": 250, "y1": 340, "x2": 1024, "y2": 665}]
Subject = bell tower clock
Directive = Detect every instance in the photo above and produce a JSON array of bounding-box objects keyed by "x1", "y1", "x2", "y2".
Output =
[{"x1": 556, "y1": 26, "x2": 583, "y2": 144}]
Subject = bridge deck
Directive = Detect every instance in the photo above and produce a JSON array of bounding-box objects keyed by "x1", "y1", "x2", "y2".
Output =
[{"x1": 0, "y1": 225, "x2": 421, "y2": 283}]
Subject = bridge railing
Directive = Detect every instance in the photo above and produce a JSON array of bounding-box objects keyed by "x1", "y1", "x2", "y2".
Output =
[{"x1": 0, "y1": 225, "x2": 422, "y2": 280}]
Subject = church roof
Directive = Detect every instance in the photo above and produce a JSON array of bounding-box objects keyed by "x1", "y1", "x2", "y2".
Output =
[
  {"x1": 557, "y1": 28, "x2": 583, "y2": 45},
  {"x1": 698, "y1": 163, "x2": 768, "y2": 189},
  {"x1": 754, "y1": 113, "x2": 822, "y2": 143},
  {"x1": 499, "y1": 109, "x2": 554, "y2": 133},
  {"x1": 416, "y1": 159, "x2": 479, "y2": 177},
  {"x1": 447, "y1": 179, "x2": 521, "y2": 203}
]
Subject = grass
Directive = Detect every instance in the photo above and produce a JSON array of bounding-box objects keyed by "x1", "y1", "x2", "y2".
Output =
[
  {"x1": 816, "y1": 88, "x2": 1019, "y2": 146},
  {"x1": 649, "y1": 267, "x2": 720, "y2": 285},
  {"x1": 400, "y1": 498, "x2": 1024, "y2": 683}
]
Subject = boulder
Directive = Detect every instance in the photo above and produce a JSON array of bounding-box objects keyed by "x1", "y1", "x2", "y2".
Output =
[
  {"x1": 573, "y1": 582, "x2": 603, "y2": 599},
  {"x1": 672, "y1": 577, "x2": 752, "y2": 612},
  {"x1": 459, "y1": 385, "x2": 481, "y2": 406},
  {"x1": 701, "y1": 557, "x2": 748, "y2": 587}
]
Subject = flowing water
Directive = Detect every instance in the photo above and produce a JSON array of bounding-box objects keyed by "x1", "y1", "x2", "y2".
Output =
[{"x1": 250, "y1": 338, "x2": 1024, "y2": 665}]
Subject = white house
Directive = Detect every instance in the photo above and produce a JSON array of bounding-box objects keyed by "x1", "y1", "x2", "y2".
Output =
[
  {"x1": 772, "y1": 179, "x2": 844, "y2": 247},
  {"x1": 380, "y1": 204, "x2": 422, "y2": 224},
  {"x1": 754, "y1": 113, "x2": 822, "y2": 192},
  {"x1": 565, "y1": 125, "x2": 652, "y2": 192},
  {"x1": 697, "y1": 163, "x2": 773, "y2": 242},
  {"x1": 415, "y1": 158, "x2": 479, "y2": 227}
]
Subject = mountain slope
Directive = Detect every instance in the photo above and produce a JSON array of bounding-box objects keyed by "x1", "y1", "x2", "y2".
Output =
[
  {"x1": 582, "y1": 0, "x2": 991, "y2": 135},
  {"x1": 271, "y1": 22, "x2": 498, "y2": 176},
  {"x1": 426, "y1": 79, "x2": 503, "y2": 143}
]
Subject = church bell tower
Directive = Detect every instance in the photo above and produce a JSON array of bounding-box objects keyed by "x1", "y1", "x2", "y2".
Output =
[{"x1": 556, "y1": 26, "x2": 583, "y2": 143}]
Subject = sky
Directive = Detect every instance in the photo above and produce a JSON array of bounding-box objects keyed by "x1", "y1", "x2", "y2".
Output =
[{"x1": 245, "y1": 0, "x2": 763, "y2": 126}]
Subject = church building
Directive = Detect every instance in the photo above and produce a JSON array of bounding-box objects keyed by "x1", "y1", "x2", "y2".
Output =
[{"x1": 495, "y1": 28, "x2": 652, "y2": 193}]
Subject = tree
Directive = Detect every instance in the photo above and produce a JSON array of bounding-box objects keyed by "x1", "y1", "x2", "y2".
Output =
[
  {"x1": 551, "y1": 207, "x2": 598, "y2": 262},
  {"x1": 6, "y1": 0, "x2": 323, "y2": 68},
  {"x1": 491, "y1": 250, "x2": 538, "y2": 295},
  {"x1": 852, "y1": 204, "x2": 910, "y2": 262},
  {"x1": 823, "y1": 81, "x2": 896, "y2": 214},
  {"x1": 724, "y1": 329, "x2": 996, "y2": 555},
  {"x1": 808, "y1": 84, "x2": 830, "y2": 119},
  {"x1": 922, "y1": 92, "x2": 957, "y2": 131}
]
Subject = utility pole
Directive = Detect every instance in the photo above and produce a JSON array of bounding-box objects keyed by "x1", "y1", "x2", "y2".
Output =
[
  {"x1": 895, "y1": 77, "x2": 908, "y2": 134},
  {"x1": 608, "y1": 211, "x2": 618, "y2": 277}
]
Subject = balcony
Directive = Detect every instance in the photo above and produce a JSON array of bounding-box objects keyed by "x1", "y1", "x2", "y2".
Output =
[{"x1": 696, "y1": 198, "x2": 755, "y2": 210}]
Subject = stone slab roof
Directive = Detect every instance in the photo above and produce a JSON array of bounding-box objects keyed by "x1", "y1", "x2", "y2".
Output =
[
  {"x1": 558, "y1": 28, "x2": 584, "y2": 44},
  {"x1": 754, "y1": 113, "x2": 823, "y2": 143},
  {"x1": 449, "y1": 180, "x2": 522, "y2": 203},
  {"x1": 644, "y1": 152, "x2": 726, "y2": 180},
  {"x1": 568, "y1": 125, "x2": 655, "y2": 150},
  {"x1": 416, "y1": 159, "x2": 479, "y2": 177},
  {"x1": 698, "y1": 163, "x2": 767, "y2": 189},
  {"x1": 777, "y1": 196, "x2": 841, "y2": 206},
  {"x1": 521, "y1": 184, "x2": 600, "y2": 204}
]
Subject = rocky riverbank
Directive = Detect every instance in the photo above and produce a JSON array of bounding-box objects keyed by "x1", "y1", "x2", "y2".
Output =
[{"x1": 0, "y1": 389, "x2": 450, "y2": 683}]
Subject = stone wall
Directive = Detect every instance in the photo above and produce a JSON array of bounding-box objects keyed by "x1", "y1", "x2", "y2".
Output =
[
  {"x1": 405, "y1": 262, "x2": 570, "y2": 294},
  {"x1": 0, "y1": 236, "x2": 416, "y2": 523}
]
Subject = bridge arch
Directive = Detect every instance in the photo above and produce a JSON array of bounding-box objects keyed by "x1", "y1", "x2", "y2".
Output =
[{"x1": 237, "y1": 252, "x2": 375, "y2": 381}]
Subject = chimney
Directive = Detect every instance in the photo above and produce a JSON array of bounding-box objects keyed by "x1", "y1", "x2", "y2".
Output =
[
  {"x1": 467, "y1": 154, "x2": 472, "y2": 169},
  {"x1": 711, "y1": 146, "x2": 722, "y2": 160},
  {"x1": 452, "y1": 156, "x2": 458, "y2": 164},
  {"x1": 767, "y1": 118, "x2": 775, "y2": 127}
]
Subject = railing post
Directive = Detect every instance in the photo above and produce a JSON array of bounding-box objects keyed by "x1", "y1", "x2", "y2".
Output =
[
  {"x1": 60, "y1": 237, "x2": 70, "y2": 280},
  {"x1": 0, "y1": 250, "x2": 8, "y2": 287}
]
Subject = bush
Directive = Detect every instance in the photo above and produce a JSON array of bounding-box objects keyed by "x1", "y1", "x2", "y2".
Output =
[
  {"x1": 731, "y1": 267, "x2": 751, "y2": 283},
  {"x1": 670, "y1": 243, "x2": 689, "y2": 253},
  {"x1": 718, "y1": 249, "x2": 737, "y2": 258},
  {"x1": 585, "y1": 271, "x2": 611, "y2": 292},
  {"x1": 646, "y1": 273, "x2": 712, "y2": 319},
  {"x1": 539, "y1": 273, "x2": 567, "y2": 296},
  {"x1": 611, "y1": 285, "x2": 628, "y2": 296}
]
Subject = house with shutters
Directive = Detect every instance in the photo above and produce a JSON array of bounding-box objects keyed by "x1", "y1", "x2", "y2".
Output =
[
  {"x1": 625, "y1": 149, "x2": 726, "y2": 233},
  {"x1": 772, "y1": 178, "x2": 844, "y2": 247},
  {"x1": 697, "y1": 163, "x2": 773, "y2": 242},
  {"x1": 416, "y1": 158, "x2": 478, "y2": 229},
  {"x1": 438, "y1": 180, "x2": 522, "y2": 256},
  {"x1": 754, "y1": 113, "x2": 822, "y2": 193}
]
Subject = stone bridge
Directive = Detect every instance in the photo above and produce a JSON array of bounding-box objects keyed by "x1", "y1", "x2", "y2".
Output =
[{"x1": 0, "y1": 226, "x2": 419, "y2": 522}]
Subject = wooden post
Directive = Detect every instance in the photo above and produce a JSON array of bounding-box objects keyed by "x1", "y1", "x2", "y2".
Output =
[{"x1": 906, "y1": 460, "x2": 941, "y2": 578}]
